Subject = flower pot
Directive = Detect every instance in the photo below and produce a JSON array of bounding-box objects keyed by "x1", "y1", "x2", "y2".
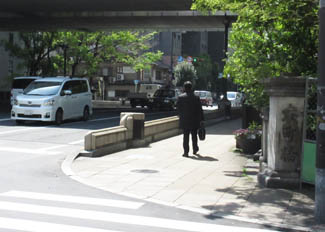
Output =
[{"x1": 236, "y1": 136, "x2": 261, "y2": 154}]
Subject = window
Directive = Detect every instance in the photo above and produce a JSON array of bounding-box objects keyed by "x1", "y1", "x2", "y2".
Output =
[
  {"x1": 24, "y1": 81, "x2": 61, "y2": 96},
  {"x1": 144, "y1": 69, "x2": 151, "y2": 78},
  {"x1": 117, "y1": 66, "x2": 123, "y2": 73},
  {"x1": 156, "y1": 71, "x2": 162, "y2": 80},
  {"x1": 9, "y1": 33, "x2": 14, "y2": 45},
  {"x1": 80, "y1": 80, "x2": 89, "y2": 93}
]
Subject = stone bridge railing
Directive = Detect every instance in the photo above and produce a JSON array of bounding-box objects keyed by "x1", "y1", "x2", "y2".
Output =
[{"x1": 81, "y1": 108, "x2": 241, "y2": 157}]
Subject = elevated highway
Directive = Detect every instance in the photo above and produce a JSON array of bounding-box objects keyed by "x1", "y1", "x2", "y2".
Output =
[{"x1": 0, "y1": 0, "x2": 236, "y2": 31}]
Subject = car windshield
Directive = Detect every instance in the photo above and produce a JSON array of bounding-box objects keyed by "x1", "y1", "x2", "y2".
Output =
[
  {"x1": 154, "y1": 89, "x2": 174, "y2": 98},
  {"x1": 227, "y1": 92, "x2": 236, "y2": 99},
  {"x1": 23, "y1": 81, "x2": 62, "y2": 96},
  {"x1": 195, "y1": 92, "x2": 207, "y2": 97}
]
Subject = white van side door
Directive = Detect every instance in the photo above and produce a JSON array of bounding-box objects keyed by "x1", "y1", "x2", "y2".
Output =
[
  {"x1": 60, "y1": 81, "x2": 76, "y2": 119},
  {"x1": 75, "y1": 80, "x2": 92, "y2": 117}
]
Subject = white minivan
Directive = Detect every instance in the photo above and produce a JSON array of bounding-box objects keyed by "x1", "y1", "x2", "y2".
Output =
[{"x1": 11, "y1": 77, "x2": 93, "y2": 125}]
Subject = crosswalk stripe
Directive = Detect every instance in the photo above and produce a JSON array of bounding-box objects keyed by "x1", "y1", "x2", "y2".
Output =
[
  {"x1": 0, "y1": 201, "x2": 277, "y2": 232},
  {"x1": 0, "y1": 191, "x2": 144, "y2": 209},
  {"x1": 0, "y1": 217, "x2": 122, "y2": 232}
]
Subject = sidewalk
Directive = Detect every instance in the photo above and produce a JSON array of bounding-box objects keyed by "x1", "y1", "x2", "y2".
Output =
[{"x1": 69, "y1": 118, "x2": 320, "y2": 231}]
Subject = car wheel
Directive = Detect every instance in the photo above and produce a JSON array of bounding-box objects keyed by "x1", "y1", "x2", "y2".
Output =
[
  {"x1": 16, "y1": 120, "x2": 25, "y2": 125},
  {"x1": 55, "y1": 109, "x2": 63, "y2": 126},
  {"x1": 83, "y1": 106, "x2": 90, "y2": 121}
]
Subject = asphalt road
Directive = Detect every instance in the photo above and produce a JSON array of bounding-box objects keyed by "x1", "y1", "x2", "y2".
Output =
[{"x1": 0, "y1": 108, "x2": 283, "y2": 232}]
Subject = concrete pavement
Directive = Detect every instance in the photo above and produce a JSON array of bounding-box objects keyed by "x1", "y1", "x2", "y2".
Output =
[{"x1": 67, "y1": 118, "x2": 322, "y2": 231}]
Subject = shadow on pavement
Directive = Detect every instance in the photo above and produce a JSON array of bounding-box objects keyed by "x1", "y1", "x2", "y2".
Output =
[{"x1": 189, "y1": 153, "x2": 219, "y2": 161}]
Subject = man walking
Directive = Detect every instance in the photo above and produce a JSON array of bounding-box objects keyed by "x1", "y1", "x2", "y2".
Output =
[{"x1": 177, "y1": 81, "x2": 204, "y2": 157}]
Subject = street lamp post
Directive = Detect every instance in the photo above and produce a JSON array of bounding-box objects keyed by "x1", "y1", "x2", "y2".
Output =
[{"x1": 316, "y1": 0, "x2": 325, "y2": 224}]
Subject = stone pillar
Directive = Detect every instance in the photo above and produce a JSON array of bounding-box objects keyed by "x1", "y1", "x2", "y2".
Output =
[
  {"x1": 258, "y1": 77, "x2": 306, "y2": 189},
  {"x1": 120, "y1": 112, "x2": 145, "y2": 140},
  {"x1": 258, "y1": 107, "x2": 269, "y2": 164}
]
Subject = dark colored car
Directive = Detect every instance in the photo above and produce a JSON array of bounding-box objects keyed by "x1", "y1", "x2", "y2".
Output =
[{"x1": 149, "y1": 88, "x2": 181, "y2": 111}]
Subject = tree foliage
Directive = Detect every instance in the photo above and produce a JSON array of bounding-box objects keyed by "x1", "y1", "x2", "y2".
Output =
[
  {"x1": 1, "y1": 32, "x2": 60, "y2": 76},
  {"x1": 192, "y1": 0, "x2": 318, "y2": 109},
  {"x1": 193, "y1": 54, "x2": 218, "y2": 91},
  {"x1": 174, "y1": 62, "x2": 197, "y2": 87},
  {"x1": 1, "y1": 31, "x2": 163, "y2": 78}
]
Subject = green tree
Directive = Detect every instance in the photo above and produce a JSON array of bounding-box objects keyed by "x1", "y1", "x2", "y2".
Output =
[
  {"x1": 1, "y1": 32, "x2": 59, "y2": 76},
  {"x1": 192, "y1": 0, "x2": 318, "y2": 109},
  {"x1": 174, "y1": 62, "x2": 197, "y2": 87},
  {"x1": 193, "y1": 54, "x2": 216, "y2": 90},
  {"x1": 54, "y1": 31, "x2": 163, "y2": 77},
  {"x1": 1, "y1": 31, "x2": 163, "y2": 78}
]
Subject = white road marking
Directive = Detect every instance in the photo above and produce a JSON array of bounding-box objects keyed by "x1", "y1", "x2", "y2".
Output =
[
  {"x1": 0, "y1": 217, "x2": 121, "y2": 232},
  {"x1": 0, "y1": 147, "x2": 60, "y2": 155},
  {"x1": 0, "y1": 127, "x2": 39, "y2": 135},
  {"x1": 68, "y1": 139, "x2": 84, "y2": 145},
  {"x1": 0, "y1": 191, "x2": 144, "y2": 209},
  {"x1": 0, "y1": 201, "x2": 277, "y2": 232},
  {"x1": 40, "y1": 144, "x2": 70, "y2": 151}
]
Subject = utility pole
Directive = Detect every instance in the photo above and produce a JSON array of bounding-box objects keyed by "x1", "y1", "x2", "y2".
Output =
[
  {"x1": 170, "y1": 32, "x2": 174, "y2": 82},
  {"x1": 316, "y1": 0, "x2": 325, "y2": 224},
  {"x1": 223, "y1": 14, "x2": 229, "y2": 99}
]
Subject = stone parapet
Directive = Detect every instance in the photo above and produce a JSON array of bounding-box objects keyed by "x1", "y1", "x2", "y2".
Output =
[{"x1": 82, "y1": 107, "x2": 242, "y2": 157}]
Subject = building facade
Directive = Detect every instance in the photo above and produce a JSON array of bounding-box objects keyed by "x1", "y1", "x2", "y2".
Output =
[{"x1": 0, "y1": 32, "x2": 25, "y2": 107}]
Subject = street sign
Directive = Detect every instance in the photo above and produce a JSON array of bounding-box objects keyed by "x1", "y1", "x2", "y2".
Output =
[
  {"x1": 177, "y1": 56, "x2": 184, "y2": 63},
  {"x1": 134, "y1": 80, "x2": 139, "y2": 85}
]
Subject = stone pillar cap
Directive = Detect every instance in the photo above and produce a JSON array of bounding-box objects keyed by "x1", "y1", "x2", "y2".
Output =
[
  {"x1": 262, "y1": 76, "x2": 306, "y2": 97},
  {"x1": 120, "y1": 112, "x2": 145, "y2": 120}
]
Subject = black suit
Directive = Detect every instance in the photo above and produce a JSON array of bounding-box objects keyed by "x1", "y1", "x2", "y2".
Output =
[{"x1": 177, "y1": 91, "x2": 204, "y2": 155}]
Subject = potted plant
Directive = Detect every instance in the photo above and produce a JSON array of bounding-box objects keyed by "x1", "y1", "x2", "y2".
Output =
[{"x1": 234, "y1": 121, "x2": 262, "y2": 154}]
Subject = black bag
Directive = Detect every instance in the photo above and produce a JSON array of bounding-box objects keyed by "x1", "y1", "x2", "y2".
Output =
[{"x1": 198, "y1": 127, "x2": 206, "y2": 141}]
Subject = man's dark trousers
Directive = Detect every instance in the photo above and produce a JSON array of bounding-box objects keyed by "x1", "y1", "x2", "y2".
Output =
[{"x1": 183, "y1": 128, "x2": 199, "y2": 154}]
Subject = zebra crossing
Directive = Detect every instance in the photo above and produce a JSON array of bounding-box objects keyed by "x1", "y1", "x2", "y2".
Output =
[{"x1": 0, "y1": 190, "x2": 279, "y2": 232}]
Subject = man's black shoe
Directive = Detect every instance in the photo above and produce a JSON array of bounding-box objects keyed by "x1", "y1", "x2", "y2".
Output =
[
  {"x1": 182, "y1": 153, "x2": 189, "y2": 157},
  {"x1": 193, "y1": 148, "x2": 199, "y2": 154}
]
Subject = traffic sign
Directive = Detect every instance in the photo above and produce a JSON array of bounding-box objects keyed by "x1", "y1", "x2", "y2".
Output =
[{"x1": 186, "y1": 56, "x2": 193, "y2": 63}]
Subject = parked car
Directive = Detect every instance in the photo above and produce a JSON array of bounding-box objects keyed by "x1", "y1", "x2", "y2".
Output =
[
  {"x1": 194, "y1": 90, "x2": 213, "y2": 107},
  {"x1": 10, "y1": 76, "x2": 41, "y2": 105},
  {"x1": 149, "y1": 87, "x2": 181, "y2": 111},
  {"x1": 11, "y1": 77, "x2": 93, "y2": 125},
  {"x1": 227, "y1": 91, "x2": 244, "y2": 107}
]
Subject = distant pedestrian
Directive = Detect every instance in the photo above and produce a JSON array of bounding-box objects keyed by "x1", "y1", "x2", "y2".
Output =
[{"x1": 177, "y1": 81, "x2": 204, "y2": 157}]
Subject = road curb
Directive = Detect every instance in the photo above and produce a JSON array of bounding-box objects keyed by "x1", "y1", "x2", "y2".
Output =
[{"x1": 61, "y1": 152, "x2": 81, "y2": 177}]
